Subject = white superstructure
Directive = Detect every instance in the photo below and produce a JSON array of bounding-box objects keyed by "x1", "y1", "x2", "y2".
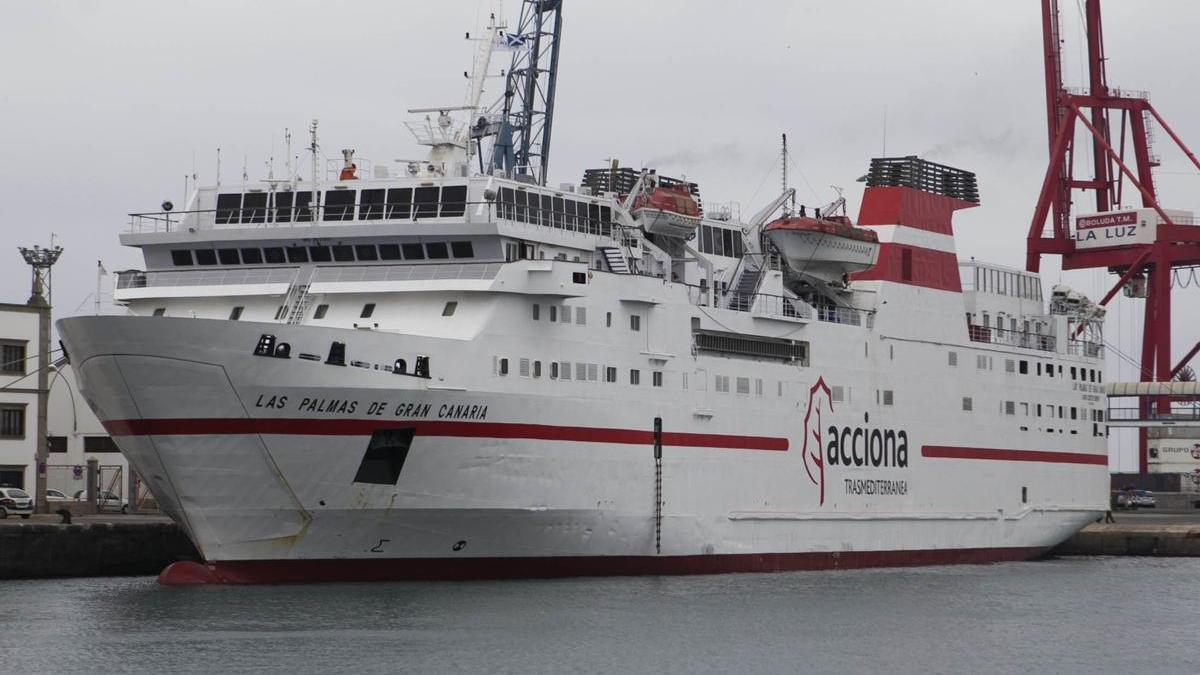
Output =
[{"x1": 56, "y1": 11, "x2": 1109, "y2": 584}]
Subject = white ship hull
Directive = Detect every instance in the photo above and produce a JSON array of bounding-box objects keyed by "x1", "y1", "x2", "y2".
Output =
[{"x1": 59, "y1": 265, "x2": 1107, "y2": 582}]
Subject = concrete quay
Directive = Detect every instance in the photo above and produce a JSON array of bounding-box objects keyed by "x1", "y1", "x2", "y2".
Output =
[
  {"x1": 0, "y1": 514, "x2": 199, "y2": 579},
  {"x1": 1053, "y1": 513, "x2": 1200, "y2": 557}
]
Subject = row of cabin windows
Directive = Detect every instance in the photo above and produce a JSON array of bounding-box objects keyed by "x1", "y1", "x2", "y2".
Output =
[
  {"x1": 214, "y1": 185, "x2": 469, "y2": 225},
  {"x1": 496, "y1": 187, "x2": 613, "y2": 236},
  {"x1": 170, "y1": 241, "x2": 475, "y2": 267},
  {"x1": 961, "y1": 397, "x2": 1103, "y2": 422},
  {"x1": 697, "y1": 224, "x2": 745, "y2": 258},
  {"x1": 949, "y1": 351, "x2": 1102, "y2": 383},
  {"x1": 204, "y1": 300, "x2": 458, "y2": 323},
  {"x1": 497, "y1": 357, "x2": 660, "y2": 387},
  {"x1": 531, "y1": 303, "x2": 639, "y2": 330}
]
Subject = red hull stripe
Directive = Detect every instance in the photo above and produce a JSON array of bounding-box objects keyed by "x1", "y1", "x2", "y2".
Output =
[
  {"x1": 159, "y1": 545, "x2": 1051, "y2": 585},
  {"x1": 102, "y1": 417, "x2": 789, "y2": 451},
  {"x1": 922, "y1": 445, "x2": 1107, "y2": 466}
]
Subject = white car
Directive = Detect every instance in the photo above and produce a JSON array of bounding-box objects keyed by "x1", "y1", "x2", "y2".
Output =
[
  {"x1": 46, "y1": 488, "x2": 70, "y2": 502},
  {"x1": 73, "y1": 489, "x2": 129, "y2": 514},
  {"x1": 0, "y1": 487, "x2": 34, "y2": 519}
]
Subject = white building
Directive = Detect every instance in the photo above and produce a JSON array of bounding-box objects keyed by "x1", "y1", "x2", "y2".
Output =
[
  {"x1": 0, "y1": 301, "x2": 130, "y2": 496},
  {"x1": 0, "y1": 302, "x2": 39, "y2": 489}
]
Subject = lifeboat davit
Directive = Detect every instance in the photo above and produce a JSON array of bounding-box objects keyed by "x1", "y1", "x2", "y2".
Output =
[
  {"x1": 631, "y1": 185, "x2": 701, "y2": 238},
  {"x1": 763, "y1": 215, "x2": 880, "y2": 282}
]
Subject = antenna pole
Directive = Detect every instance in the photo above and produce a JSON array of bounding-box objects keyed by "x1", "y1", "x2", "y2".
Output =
[{"x1": 309, "y1": 119, "x2": 319, "y2": 222}]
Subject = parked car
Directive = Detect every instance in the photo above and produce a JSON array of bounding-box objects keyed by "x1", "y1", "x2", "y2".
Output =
[
  {"x1": 72, "y1": 489, "x2": 129, "y2": 514},
  {"x1": 0, "y1": 487, "x2": 34, "y2": 519},
  {"x1": 46, "y1": 488, "x2": 70, "y2": 502},
  {"x1": 1130, "y1": 489, "x2": 1157, "y2": 508},
  {"x1": 1111, "y1": 490, "x2": 1134, "y2": 508}
]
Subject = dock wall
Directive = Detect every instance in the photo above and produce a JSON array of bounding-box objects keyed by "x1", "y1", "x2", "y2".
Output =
[{"x1": 0, "y1": 520, "x2": 199, "y2": 579}]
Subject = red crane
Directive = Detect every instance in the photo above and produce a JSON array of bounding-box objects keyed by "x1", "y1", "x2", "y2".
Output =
[{"x1": 1027, "y1": 0, "x2": 1200, "y2": 473}]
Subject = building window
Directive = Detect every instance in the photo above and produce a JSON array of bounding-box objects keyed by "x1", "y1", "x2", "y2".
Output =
[
  {"x1": 48, "y1": 436, "x2": 67, "y2": 453},
  {"x1": 360, "y1": 303, "x2": 376, "y2": 319},
  {"x1": 606, "y1": 312, "x2": 612, "y2": 328},
  {"x1": 532, "y1": 303, "x2": 540, "y2": 320},
  {"x1": 882, "y1": 390, "x2": 894, "y2": 406},
  {"x1": 0, "y1": 405, "x2": 26, "y2": 438},
  {"x1": 1, "y1": 342, "x2": 27, "y2": 375},
  {"x1": 976, "y1": 355, "x2": 988, "y2": 370},
  {"x1": 560, "y1": 362, "x2": 571, "y2": 379},
  {"x1": 229, "y1": 306, "x2": 244, "y2": 321},
  {"x1": 499, "y1": 358, "x2": 509, "y2": 376},
  {"x1": 653, "y1": 371, "x2": 663, "y2": 387},
  {"x1": 549, "y1": 306, "x2": 557, "y2": 322},
  {"x1": 630, "y1": 369, "x2": 640, "y2": 385},
  {"x1": 533, "y1": 361, "x2": 542, "y2": 378},
  {"x1": 550, "y1": 362, "x2": 559, "y2": 379},
  {"x1": 948, "y1": 351, "x2": 957, "y2": 367},
  {"x1": 1005, "y1": 401, "x2": 1016, "y2": 415},
  {"x1": 442, "y1": 301, "x2": 457, "y2": 316},
  {"x1": 1005, "y1": 359, "x2": 1015, "y2": 373},
  {"x1": 630, "y1": 315, "x2": 641, "y2": 331},
  {"x1": 576, "y1": 307, "x2": 587, "y2": 325},
  {"x1": 83, "y1": 436, "x2": 120, "y2": 453},
  {"x1": 962, "y1": 396, "x2": 973, "y2": 411},
  {"x1": 561, "y1": 306, "x2": 572, "y2": 324},
  {"x1": 715, "y1": 375, "x2": 729, "y2": 393},
  {"x1": 1019, "y1": 360, "x2": 1029, "y2": 375},
  {"x1": 314, "y1": 304, "x2": 329, "y2": 320},
  {"x1": 736, "y1": 377, "x2": 750, "y2": 394},
  {"x1": 605, "y1": 366, "x2": 617, "y2": 383}
]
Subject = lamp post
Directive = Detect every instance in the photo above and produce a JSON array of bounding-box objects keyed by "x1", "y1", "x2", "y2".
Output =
[{"x1": 19, "y1": 244, "x2": 62, "y2": 514}]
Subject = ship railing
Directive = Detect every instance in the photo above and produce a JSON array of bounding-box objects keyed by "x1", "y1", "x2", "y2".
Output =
[
  {"x1": 115, "y1": 266, "x2": 299, "y2": 289},
  {"x1": 967, "y1": 323, "x2": 1056, "y2": 353},
  {"x1": 686, "y1": 285, "x2": 824, "y2": 322},
  {"x1": 126, "y1": 200, "x2": 621, "y2": 237},
  {"x1": 1066, "y1": 340, "x2": 1105, "y2": 358},
  {"x1": 311, "y1": 262, "x2": 503, "y2": 284},
  {"x1": 814, "y1": 304, "x2": 874, "y2": 327}
]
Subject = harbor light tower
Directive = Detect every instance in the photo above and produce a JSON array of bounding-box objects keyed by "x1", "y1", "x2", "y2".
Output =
[{"x1": 19, "y1": 243, "x2": 62, "y2": 513}]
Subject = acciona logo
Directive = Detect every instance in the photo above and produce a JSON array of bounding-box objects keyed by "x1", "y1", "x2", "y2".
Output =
[
  {"x1": 800, "y1": 378, "x2": 833, "y2": 505},
  {"x1": 801, "y1": 376, "x2": 911, "y2": 506}
]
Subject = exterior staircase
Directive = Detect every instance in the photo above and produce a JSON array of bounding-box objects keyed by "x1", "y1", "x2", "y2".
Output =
[
  {"x1": 726, "y1": 255, "x2": 762, "y2": 311},
  {"x1": 599, "y1": 246, "x2": 630, "y2": 273},
  {"x1": 285, "y1": 284, "x2": 314, "y2": 324}
]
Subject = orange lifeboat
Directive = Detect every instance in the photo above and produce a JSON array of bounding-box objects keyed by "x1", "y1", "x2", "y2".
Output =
[
  {"x1": 763, "y1": 214, "x2": 880, "y2": 282},
  {"x1": 631, "y1": 184, "x2": 701, "y2": 238}
]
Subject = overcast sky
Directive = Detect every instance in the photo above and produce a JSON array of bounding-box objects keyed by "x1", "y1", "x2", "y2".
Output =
[{"x1": 3, "y1": 1, "x2": 1199, "y2": 469}]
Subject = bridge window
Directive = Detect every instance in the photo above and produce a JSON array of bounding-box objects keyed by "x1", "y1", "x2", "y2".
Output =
[
  {"x1": 332, "y1": 245, "x2": 354, "y2": 262},
  {"x1": 360, "y1": 188, "x2": 385, "y2": 220},
  {"x1": 379, "y1": 244, "x2": 402, "y2": 260},
  {"x1": 240, "y1": 248, "x2": 263, "y2": 264},
  {"x1": 294, "y1": 192, "x2": 317, "y2": 222},
  {"x1": 426, "y1": 242, "x2": 449, "y2": 259},
  {"x1": 215, "y1": 193, "x2": 241, "y2": 224},
  {"x1": 401, "y1": 243, "x2": 425, "y2": 260},
  {"x1": 218, "y1": 248, "x2": 240, "y2": 265},
  {"x1": 170, "y1": 250, "x2": 193, "y2": 266},
  {"x1": 387, "y1": 188, "x2": 412, "y2": 219},
  {"x1": 324, "y1": 189, "x2": 355, "y2": 221},
  {"x1": 440, "y1": 185, "x2": 468, "y2": 218},
  {"x1": 355, "y1": 245, "x2": 378, "y2": 261},
  {"x1": 195, "y1": 249, "x2": 217, "y2": 266},
  {"x1": 414, "y1": 187, "x2": 439, "y2": 219},
  {"x1": 274, "y1": 192, "x2": 294, "y2": 222},
  {"x1": 451, "y1": 241, "x2": 474, "y2": 258},
  {"x1": 263, "y1": 247, "x2": 285, "y2": 264},
  {"x1": 241, "y1": 192, "x2": 268, "y2": 224}
]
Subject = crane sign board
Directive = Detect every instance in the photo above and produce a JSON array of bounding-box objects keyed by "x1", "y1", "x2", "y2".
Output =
[
  {"x1": 1147, "y1": 438, "x2": 1200, "y2": 475},
  {"x1": 1073, "y1": 208, "x2": 1192, "y2": 250}
]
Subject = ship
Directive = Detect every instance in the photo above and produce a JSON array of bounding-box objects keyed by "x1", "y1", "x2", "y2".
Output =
[{"x1": 57, "y1": 2, "x2": 1109, "y2": 584}]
